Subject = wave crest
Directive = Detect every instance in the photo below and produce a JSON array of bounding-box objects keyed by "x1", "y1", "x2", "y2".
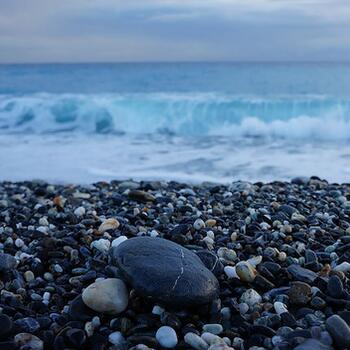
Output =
[{"x1": 1, "y1": 92, "x2": 350, "y2": 140}]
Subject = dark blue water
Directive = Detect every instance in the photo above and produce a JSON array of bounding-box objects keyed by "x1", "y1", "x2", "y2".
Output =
[{"x1": 1, "y1": 62, "x2": 350, "y2": 95}]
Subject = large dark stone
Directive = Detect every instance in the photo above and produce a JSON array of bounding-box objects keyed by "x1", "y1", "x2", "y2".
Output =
[
  {"x1": 112, "y1": 237, "x2": 219, "y2": 307},
  {"x1": 326, "y1": 314, "x2": 350, "y2": 348}
]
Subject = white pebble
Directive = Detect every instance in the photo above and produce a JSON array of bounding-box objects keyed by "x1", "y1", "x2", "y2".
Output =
[
  {"x1": 152, "y1": 305, "x2": 165, "y2": 315},
  {"x1": 53, "y1": 264, "x2": 63, "y2": 273},
  {"x1": 334, "y1": 262, "x2": 350, "y2": 272},
  {"x1": 39, "y1": 217, "x2": 49, "y2": 226},
  {"x1": 239, "y1": 289, "x2": 262, "y2": 307},
  {"x1": 111, "y1": 236, "x2": 128, "y2": 248},
  {"x1": 82, "y1": 278, "x2": 129, "y2": 315},
  {"x1": 85, "y1": 321, "x2": 94, "y2": 337},
  {"x1": 74, "y1": 206, "x2": 86, "y2": 217},
  {"x1": 274, "y1": 301, "x2": 288, "y2": 315},
  {"x1": 201, "y1": 332, "x2": 222, "y2": 345},
  {"x1": 37, "y1": 226, "x2": 48, "y2": 233},
  {"x1": 184, "y1": 332, "x2": 209, "y2": 350},
  {"x1": 15, "y1": 238, "x2": 25, "y2": 248},
  {"x1": 109, "y1": 331, "x2": 125, "y2": 345},
  {"x1": 149, "y1": 229, "x2": 159, "y2": 237},
  {"x1": 246, "y1": 255, "x2": 262, "y2": 267},
  {"x1": 156, "y1": 326, "x2": 178, "y2": 348},
  {"x1": 224, "y1": 266, "x2": 238, "y2": 279},
  {"x1": 91, "y1": 239, "x2": 111, "y2": 254},
  {"x1": 193, "y1": 219, "x2": 206, "y2": 230}
]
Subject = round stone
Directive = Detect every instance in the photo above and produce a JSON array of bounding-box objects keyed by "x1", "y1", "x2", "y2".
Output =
[
  {"x1": 109, "y1": 331, "x2": 125, "y2": 345},
  {"x1": 235, "y1": 261, "x2": 257, "y2": 283},
  {"x1": 156, "y1": 326, "x2": 178, "y2": 348},
  {"x1": 239, "y1": 289, "x2": 262, "y2": 308},
  {"x1": 326, "y1": 314, "x2": 350, "y2": 348},
  {"x1": 98, "y1": 218, "x2": 120, "y2": 233},
  {"x1": 288, "y1": 282, "x2": 312, "y2": 305},
  {"x1": 82, "y1": 278, "x2": 129, "y2": 315},
  {"x1": 327, "y1": 275, "x2": 344, "y2": 298},
  {"x1": 112, "y1": 237, "x2": 219, "y2": 307},
  {"x1": 184, "y1": 332, "x2": 209, "y2": 350},
  {"x1": 0, "y1": 253, "x2": 17, "y2": 272}
]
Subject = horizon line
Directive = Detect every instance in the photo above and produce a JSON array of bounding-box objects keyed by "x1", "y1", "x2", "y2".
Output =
[{"x1": 1, "y1": 60, "x2": 350, "y2": 66}]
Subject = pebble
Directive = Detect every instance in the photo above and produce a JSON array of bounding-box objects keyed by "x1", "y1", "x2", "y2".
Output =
[
  {"x1": 74, "y1": 206, "x2": 86, "y2": 217},
  {"x1": 194, "y1": 219, "x2": 206, "y2": 230},
  {"x1": 224, "y1": 266, "x2": 238, "y2": 279},
  {"x1": 13, "y1": 317, "x2": 40, "y2": 333},
  {"x1": 326, "y1": 314, "x2": 350, "y2": 348},
  {"x1": 274, "y1": 301, "x2": 288, "y2": 315},
  {"x1": 235, "y1": 261, "x2": 257, "y2": 282},
  {"x1": 111, "y1": 235, "x2": 128, "y2": 248},
  {"x1": 288, "y1": 282, "x2": 312, "y2": 305},
  {"x1": 287, "y1": 264, "x2": 317, "y2": 284},
  {"x1": 98, "y1": 218, "x2": 120, "y2": 233},
  {"x1": 108, "y1": 331, "x2": 125, "y2": 345},
  {"x1": 82, "y1": 278, "x2": 129, "y2": 314},
  {"x1": 202, "y1": 324, "x2": 223, "y2": 335},
  {"x1": 156, "y1": 326, "x2": 178, "y2": 348},
  {"x1": 239, "y1": 289, "x2": 262, "y2": 307},
  {"x1": 91, "y1": 238, "x2": 110, "y2": 254},
  {"x1": 24, "y1": 270, "x2": 35, "y2": 282},
  {"x1": 14, "y1": 333, "x2": 44, "y2": 350},
  {"x1": 327, "y1": 275, "x2": 344, "y2": 298},
  {"x1": 184, "y1": 332, "x2": 209, "y2": 350},
  {"x1": 0, "y1": 253, "x2": 17, "y2": 271},
  {"x1": 334, "y1": 261, "x2": 350, "y2": 273}
]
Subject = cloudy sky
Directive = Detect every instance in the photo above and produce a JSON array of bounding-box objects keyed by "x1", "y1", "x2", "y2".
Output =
[{"x1": 0, "y1": 0, "x2": 349, "y2": 63}]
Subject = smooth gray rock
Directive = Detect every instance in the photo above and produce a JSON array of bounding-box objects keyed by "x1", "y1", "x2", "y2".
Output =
[
  {"x1": 82, "y1": 278, "x2": 129, "y2": 315},
  {"x1": 112, "y1": 237, "x2": 219, "y2": 307},
  {"x1": 326, "y1": 314, "x2": 350, "y2": 348}
]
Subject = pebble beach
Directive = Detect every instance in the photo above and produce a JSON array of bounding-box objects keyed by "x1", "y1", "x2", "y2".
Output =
[{"x1": 0, "y1": 178, "x2": 350, "y2": 349}]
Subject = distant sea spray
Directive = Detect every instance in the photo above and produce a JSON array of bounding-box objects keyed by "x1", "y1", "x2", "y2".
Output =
[{"x1": 1, "y1": 92, "x2": 350, "y2": 140}]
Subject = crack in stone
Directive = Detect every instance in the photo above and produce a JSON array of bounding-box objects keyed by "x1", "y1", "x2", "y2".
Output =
[{"x1": 171, "y1": 248, "x2": 185, "y2": 291}]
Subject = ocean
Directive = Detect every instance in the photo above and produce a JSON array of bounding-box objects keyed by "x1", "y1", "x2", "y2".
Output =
[{"x1": 1, "y1": 62, "x2": 350, "y2": 184}]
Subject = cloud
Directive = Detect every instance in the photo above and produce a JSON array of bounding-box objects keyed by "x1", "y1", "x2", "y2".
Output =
[{"x1": 0, "y1": 0, "x2": 349, "y2": 62}]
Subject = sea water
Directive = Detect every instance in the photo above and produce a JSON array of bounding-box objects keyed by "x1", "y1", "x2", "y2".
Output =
[{"x1": 1, "y1": 62, "x2": 350, "y2": 183}]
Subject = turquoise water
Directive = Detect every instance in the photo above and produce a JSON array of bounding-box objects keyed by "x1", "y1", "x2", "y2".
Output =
[{"x1": 1, "y1": 63, "x2": 350, "y2": 183}]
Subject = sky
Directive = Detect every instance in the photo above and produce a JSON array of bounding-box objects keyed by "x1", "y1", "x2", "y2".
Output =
[{"x1": 0, "y1": 0, "x2": 349, "y2": 63}]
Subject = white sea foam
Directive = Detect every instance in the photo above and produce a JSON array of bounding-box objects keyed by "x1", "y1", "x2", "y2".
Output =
[{"x1": 1, "y1": 133, "x2": 350, "y2": 184}]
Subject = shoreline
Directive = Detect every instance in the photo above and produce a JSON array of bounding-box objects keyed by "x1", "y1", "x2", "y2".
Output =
[{"x1": 0, "y1": 178, "x2": 349, "y2": 349}]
